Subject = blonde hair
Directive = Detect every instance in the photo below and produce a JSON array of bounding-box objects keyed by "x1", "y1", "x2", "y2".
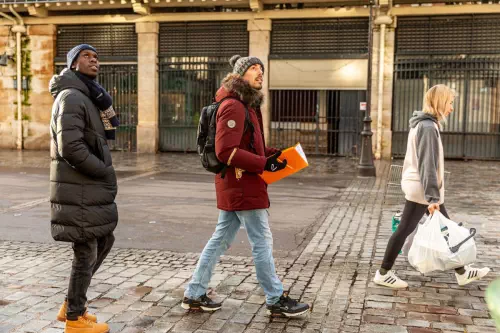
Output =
[{"x1": 422, "y1": 84, "x2": 455, "y2": 121}]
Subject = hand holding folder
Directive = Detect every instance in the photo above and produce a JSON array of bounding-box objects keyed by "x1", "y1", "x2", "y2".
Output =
[
  {"x1": 260, "y1": 143, "x2": 309, "y2": 184},
  {"x1": 264, "y1": 151, "x2": 288, "y2": 173}
]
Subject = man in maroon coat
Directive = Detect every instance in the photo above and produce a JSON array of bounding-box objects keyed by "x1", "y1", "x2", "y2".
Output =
[{"x1": 182, "y1": 55, "x2": 310, "y2": 318}]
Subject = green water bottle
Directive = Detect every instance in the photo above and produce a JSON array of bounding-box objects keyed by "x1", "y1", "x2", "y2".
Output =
[
  {"x1": 392, "y1": 211, "x2": 402, "y2": 233},
  {"x1": 392, "y1": 212, "x2": 403, "y2": 254}
]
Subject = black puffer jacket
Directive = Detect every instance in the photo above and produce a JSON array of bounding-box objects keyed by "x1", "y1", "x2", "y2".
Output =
[{"x1": 49, "y1": 68, "x2": 118, "y2": 243}]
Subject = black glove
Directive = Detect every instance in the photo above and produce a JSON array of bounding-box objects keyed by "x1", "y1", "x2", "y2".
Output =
[{"x1": 264, "y1": 151, "x2": 287, "y2": 172}]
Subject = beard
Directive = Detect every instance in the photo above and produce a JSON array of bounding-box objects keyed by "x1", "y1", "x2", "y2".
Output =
[{"x1": 252, "y1": 80, "x2": 263, "y2": 90}]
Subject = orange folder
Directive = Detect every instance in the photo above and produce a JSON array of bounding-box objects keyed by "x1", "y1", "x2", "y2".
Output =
[{"x1": 259, "y1": 143, "x2": 309, "y2": 184}]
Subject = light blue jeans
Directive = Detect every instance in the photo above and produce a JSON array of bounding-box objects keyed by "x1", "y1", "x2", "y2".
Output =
[{"x1": 185, "y1": 209, "x2": 283, "y2": 305}]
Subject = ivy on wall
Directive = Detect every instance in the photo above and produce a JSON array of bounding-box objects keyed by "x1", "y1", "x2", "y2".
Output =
[
  {"x1": 12, "y1": 34, "x2": 32, "y2": 113},
  {"x1": 12, "y1": 35, "x2": 32, "y2": 120}
]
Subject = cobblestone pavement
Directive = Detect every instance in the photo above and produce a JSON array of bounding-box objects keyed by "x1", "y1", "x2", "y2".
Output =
[{"x1": 0, "y1": 158, "x2": 499, "y2": 333}]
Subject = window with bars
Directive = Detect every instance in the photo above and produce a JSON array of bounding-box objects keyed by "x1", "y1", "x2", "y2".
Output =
[
  {"x1": 271, "y1": 18, "x2": 369, "y2": 59},
  {"x1": 159, "y1": 21, "x2": 248, "y2": 57},
  {"x1": 271, "y1": 90, "x2": 318, "y2": 123},
  {"x1": 396, "y1": 15, "x2": 500, "y2": 55},
  {"x1": 56, "y1": 24, "x2": 137, "y2": 62}
]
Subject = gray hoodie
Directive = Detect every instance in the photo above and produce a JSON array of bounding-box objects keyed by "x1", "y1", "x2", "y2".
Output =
[{"x1": 401, "y1": 111, "x2": 445, "y2": 205}]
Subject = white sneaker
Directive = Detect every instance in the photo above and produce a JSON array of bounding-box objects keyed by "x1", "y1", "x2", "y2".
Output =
[
  {"x1": 373, "y1": 270, "x2": 408, "y2": 289},
  {"x1": 456, "y1": 266, "x2": 490, "y2": 286}
]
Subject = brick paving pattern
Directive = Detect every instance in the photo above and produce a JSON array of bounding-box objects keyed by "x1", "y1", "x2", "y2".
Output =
[{"x1": 0, "y1": 160, "x2": 499, "y2": 332}]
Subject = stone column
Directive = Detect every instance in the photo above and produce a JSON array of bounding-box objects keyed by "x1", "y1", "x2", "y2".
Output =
[
  {"x1": 136, "y1": 22, "x2": 159, "y2": 153},
  {"x1": 370, "y1": 19, "x2": 395, "y2": 160},
  {"x1": 24, "y1": 24, "x2": 57, "y2": 150},
  {"x1": 381, "y1": 25, "x2": 395, "y2": 159},
  {"x1": 248, "y1": 19, "x2": 272, "y2": 144}
]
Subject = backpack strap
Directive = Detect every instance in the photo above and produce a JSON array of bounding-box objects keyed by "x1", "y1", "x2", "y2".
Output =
[{"x1": 216, "y1": 96, "x2": 255, "y2": 152}]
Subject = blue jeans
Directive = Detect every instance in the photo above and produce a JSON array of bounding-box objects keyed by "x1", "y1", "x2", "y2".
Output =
[{"x1": 185, "y1": 209, "x2": 283, "y2": 305}]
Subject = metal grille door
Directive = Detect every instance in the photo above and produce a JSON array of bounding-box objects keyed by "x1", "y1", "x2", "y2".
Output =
[
  {"x1": 271, "y1": 18, "x2": 369, "y2": 59},
  {"x1": 54, "y1": 65, "x2": 138, "y2": 151},
  {"x1": 159, "y1": 57, "x2": 231, "y2": 152},
  {"x1": 97, "y1": 65, "x2": 138, "y2": 151},
  {"x1": 56, "y1": 24, "x2": 138, "y2": 151},
  {"x1": 270, "y1": 90, "x2": 365, "y2": 156},
  {"x1": 393, "y1": 16, "x2": 500, "y2": 160},
  {"x1": 56, "y1": 24, "x2": 137, "y2": 61},
  {"x1": 158, "y1": 21, "x2": 248, "y2": 152}
]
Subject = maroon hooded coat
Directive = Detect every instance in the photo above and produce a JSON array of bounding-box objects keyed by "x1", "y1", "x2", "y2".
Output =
[{"x1": 214, "y1": 73, "x2": 278, "y2": 211}]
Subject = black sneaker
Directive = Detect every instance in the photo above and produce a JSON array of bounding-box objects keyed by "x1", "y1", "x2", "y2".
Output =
[
  {"x1": 181, "y1": 294, "x2": 222, "y2": 312},
  {"x1": 266, "y1": 293, "x2": 310, "y2": 317}
]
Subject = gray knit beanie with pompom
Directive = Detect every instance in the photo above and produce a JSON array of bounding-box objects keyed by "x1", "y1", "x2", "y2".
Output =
[{"x1": 229, "y1": 55, "x2": 265, "y2": 77}]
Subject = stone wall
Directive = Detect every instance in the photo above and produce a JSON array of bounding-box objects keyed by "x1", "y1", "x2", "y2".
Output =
[{"x1": 0, "y1": 24, "x2": 55, "y2": 150}]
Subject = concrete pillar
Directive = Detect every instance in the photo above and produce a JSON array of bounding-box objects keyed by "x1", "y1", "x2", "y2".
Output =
[
  {"x1": 136, "y1": 22, "x2": 159, "y2": 153},
  {"x1": 248, "y1": 19, "x2": 271, "y2": 144},
  {"x1": 371, "y1": 19, "x2": 395, "y2": 160},
  {"x1": 25, "y1": 24, "x2": 57, "y2": 150}
]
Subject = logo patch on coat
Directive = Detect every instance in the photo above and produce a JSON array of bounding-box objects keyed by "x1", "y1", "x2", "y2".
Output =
[{"x1": 227, "y1": 120, "x2": 236, "y2": 128}]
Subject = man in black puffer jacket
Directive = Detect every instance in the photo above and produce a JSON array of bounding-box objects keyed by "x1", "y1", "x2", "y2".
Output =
[{"x1": 49, "y1": 44, "x2": 118, "y2": 333}]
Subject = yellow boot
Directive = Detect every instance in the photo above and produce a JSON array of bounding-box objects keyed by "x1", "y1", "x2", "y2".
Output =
[
  {"x1": 65, "y1": 316, "x2": 109, "y2": 333},
  {"x1": 57, "y1": 301, "x2": 97, "y2": 322}
]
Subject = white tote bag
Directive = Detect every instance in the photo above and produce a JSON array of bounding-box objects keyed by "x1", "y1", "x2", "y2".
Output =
[{"x1": 408, "y1": 211, "x2": 477, "y2": 274}]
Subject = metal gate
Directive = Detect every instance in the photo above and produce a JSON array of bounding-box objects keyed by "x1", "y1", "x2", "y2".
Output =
[
  {"x1": 55, "y1": 24, "x2": 138, "y2": 151},
  {"x1": 159, "y1": 57, "x2": 230, "y2": 151},
  {"x1": 393, "y1": 16, "x2": 500, "y2": 160},
  {"x1": 158, "y1": 21, "x2": 248, "y2": 152},
  {"x1": 270, "y1": 90, "x2": 365, "y2": 156},
  {"x1": 269, "y1": 18, "x2": 368, "y2": 155}
]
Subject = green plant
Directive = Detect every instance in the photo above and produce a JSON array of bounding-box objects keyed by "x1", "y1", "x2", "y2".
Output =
[
  {"x1": 13, "y1": 112, "x2": 31, "y2": 121},
  {"x1": 11, "y1": 35, "x2": 32, "y2": 106}
]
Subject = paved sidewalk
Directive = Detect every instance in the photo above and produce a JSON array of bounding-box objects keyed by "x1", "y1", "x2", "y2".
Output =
[{"x1": 0, "y1": 159, "x2": 499, "y2": 333}]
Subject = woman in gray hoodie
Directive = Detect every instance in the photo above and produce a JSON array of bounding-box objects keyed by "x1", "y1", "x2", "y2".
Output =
[{"x1": 373, "y1": 84, "x2": 490, "y2": 289}]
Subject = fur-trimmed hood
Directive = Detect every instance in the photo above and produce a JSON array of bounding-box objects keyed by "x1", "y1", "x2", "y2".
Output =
[{"x1": 215, "y1": 73, "x2": 264, "y2": 108}]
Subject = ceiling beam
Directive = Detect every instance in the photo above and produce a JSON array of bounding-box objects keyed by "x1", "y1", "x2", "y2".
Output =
[
  {"x1": 392, "y1": 3, "x2": 500, "y2": 15},
  {"x1": 0, "y1": 7, "x2": 370, "y2": 25}
]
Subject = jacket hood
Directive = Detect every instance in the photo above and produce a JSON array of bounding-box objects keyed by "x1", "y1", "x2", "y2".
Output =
[
  {"x1": 409, "y1": 111, "x2": 438, "y2": 129},
  {"x1": 215, "y1": 73, "x2": 264, "y2": 108},
  {"x1": 49, "y1": 68, "x2": 89, "y2": 98}
]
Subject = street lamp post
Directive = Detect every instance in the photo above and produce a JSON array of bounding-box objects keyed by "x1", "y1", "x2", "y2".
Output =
[{"x1": 358, "y1": 0, "x2": 376, "y2": 177}]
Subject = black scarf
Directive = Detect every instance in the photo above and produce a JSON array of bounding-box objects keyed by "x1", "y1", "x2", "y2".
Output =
[{"x1": 75, "y1": 71, "x2": 119, "y2": 140}]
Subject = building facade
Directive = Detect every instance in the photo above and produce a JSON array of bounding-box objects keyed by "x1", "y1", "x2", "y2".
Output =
[{"x1": 0, "y1": 0, "x2": 499, "y2": 160}]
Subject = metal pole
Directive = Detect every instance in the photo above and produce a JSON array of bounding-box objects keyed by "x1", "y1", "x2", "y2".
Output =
[
  {"x1": 16, "y1": 30, "x2": 22, "y2": 150},
  {"x1": 9, "y1": 5, "x2": 25, "y2": 150},
  {"x1": 357, "y1": 0, "x2": 377, "y2": 177}
]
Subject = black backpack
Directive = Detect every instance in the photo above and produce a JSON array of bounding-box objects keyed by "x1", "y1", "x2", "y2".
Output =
[{"x1": 197, "y1": 97, "x2": 254, "y2": 178}]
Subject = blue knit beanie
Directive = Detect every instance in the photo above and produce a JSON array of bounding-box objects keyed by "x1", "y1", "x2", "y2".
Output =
[{"x1": 66, "y1": 44, "x2": 98, "y2": 69}]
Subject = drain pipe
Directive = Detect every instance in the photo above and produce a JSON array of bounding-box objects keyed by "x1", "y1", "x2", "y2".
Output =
[
  {"x1": 0, "y1": 12, "x2": 16, "y2": 24},
  {"x1": 374, "y1": 15, "x2": 393, "y2": 160},
  {"x1": 8, "y1": 5, "x2": 26, "y2": 150}
]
